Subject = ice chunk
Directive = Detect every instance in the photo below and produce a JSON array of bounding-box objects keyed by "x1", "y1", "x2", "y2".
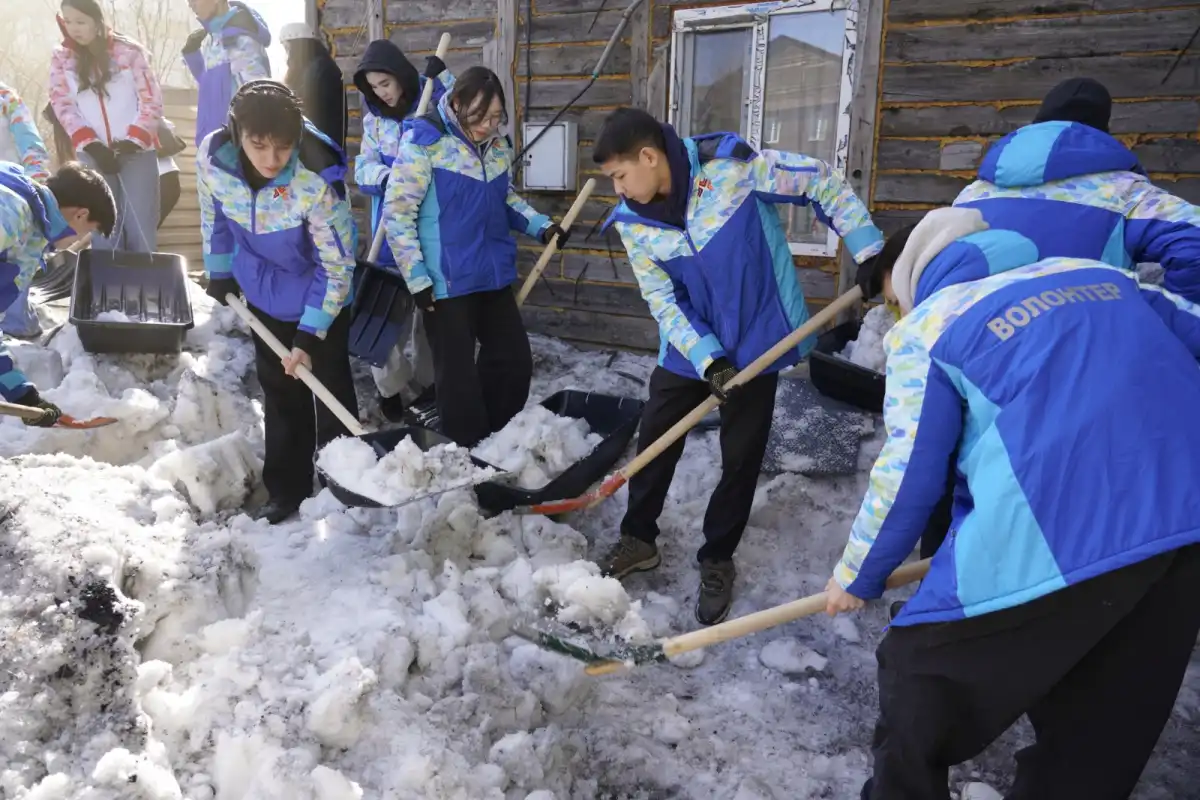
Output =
[
  {"x1": 472, "y1": 405, "x2": 602, "y2": 490},
  {"x1": 759, "y1": 639, "x2": 828, "y2": 675}
]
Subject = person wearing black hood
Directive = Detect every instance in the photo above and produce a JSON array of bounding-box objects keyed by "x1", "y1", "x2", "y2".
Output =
[
  {"x1": 353, "y1": 40, "x2": 453, "y2": 422},
  {"x1": 281, "y1": 23, "x2": 345, "y2": 149}
]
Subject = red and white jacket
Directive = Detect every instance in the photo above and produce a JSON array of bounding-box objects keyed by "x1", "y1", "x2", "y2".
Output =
[{"x1": 48, "y1": 19, "x2": 162, "y2": 151}]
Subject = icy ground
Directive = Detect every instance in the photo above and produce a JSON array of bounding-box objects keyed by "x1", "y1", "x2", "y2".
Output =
[{"x1": 1, "y1": 286, "x2": 1196, "y2": 799}]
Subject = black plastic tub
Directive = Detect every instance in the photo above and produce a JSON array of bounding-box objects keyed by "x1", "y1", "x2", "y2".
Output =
[
  {"x1": 69, "y1": 249, "x2": 194, "y2": 354},
  {"x1": 474, "y1": 390, "x2": 645, "y2": 514},
  {"x1": 315, "y1": 425, "x2": 503, "y2": 508},
  {"x1": 809, "y1": 320, "x2": 885, "y2": 413}
]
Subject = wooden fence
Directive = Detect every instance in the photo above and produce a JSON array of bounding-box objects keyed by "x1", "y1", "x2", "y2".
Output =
[{"x1": 156, "y1": 86, "x2": 203, "y2": 270}]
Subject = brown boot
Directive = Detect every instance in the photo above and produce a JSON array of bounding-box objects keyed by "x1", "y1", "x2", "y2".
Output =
[{"x1": 597, "y1": 535, "x2": 661, "y2": 579}]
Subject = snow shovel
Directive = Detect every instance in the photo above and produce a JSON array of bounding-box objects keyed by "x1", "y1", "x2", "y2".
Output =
[
  {"x1": 518, "y1": 557, "x2": 930, "y2": 676},
  {"x1": 515, "y1": 178, "x2": 598, "y2": 307},
  {"x1": 224, "y1": 294, "x2": 506, "y2": 508},
  {"x1": 350, "y1": 32, "x2": 452, "y2": 364},
  {"x1": 522, "y1": 286, "x2": 866, "y2": 516},
  {"x1": 0, "y1": 399, "x2": 118, "y2": 429}
]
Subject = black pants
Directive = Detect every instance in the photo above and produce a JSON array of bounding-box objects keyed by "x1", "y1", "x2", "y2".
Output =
[
  {"x1": 622, "y1": 367, "x2": 778, "y2": 563},
  {"x1": 249, "y1": 303, "x2": 359, "y2": 504},
  {"x1": 423, "y1": 287, "x2": 532, "y2": 447},
  {"x1": 159, "y1": 171, "x2": 181, "y2": 227},
  {"x1": 864, "y1": 544, "x2": 1200, "y2": 800}
]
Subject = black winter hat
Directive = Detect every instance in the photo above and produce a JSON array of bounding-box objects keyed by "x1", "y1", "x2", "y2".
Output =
[{"x1": 1032, "y1": 78, "x2": 1112, "y2": 133}]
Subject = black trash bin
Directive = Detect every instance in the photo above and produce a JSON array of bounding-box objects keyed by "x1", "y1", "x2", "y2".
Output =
[
  {"x1": 69, "y1": 249, "x2": 194, "y2": 354},
  {"x1": 808, "y1": 319, "x2": 885, "y2": 413}
]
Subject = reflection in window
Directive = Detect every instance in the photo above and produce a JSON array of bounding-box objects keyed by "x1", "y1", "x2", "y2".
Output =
[{"x1": 678, "y1": 28, "x2": 752, "y2": 138}]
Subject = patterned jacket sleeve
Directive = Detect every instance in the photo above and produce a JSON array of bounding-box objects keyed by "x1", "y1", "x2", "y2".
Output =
[
  {"x1": 299, "y1": 184, "x2": 355, "y2": 337},
  {"x1": 125, "y1": 42, "x2": 164, "y2": 150},
  {"x1": 383, "y1": 132, "x2": 433, "y2": 294},
  {"x1": 227, "y1": 34, "x2": 271, "y2": 88},
  {"x1": 0, "y1": 202, "x2": 36, "y2": 400},
  {"x1": 0, "y1": 85, "x2": 50, "y2": 181},
  {"x1": 1124, "y1": 183, "x2": 1200, "y2": 303},
  {"x1": 48, "y1": 48, "x2": 100, "y2": 149},
  {"x1": 620, "y1": 224, "x2": 725, "y2": 375},
  {"x1": 834, "y1": 327, "x2": 963, "y2": 598},
  {"x1": 196, "y1": 136, "x2": 235, "y2": 279},
  {"x1": 751, "y1": 150, "x2": 884, "y2": 263},
  {"x1": 355, "y1": 114, "x2": 389, "y2": 196}
]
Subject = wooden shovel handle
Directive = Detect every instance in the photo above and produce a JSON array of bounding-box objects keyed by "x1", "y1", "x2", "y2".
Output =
[
  {"x1": 515, "y1": 178, "x2": 597, "y2": 307},
  {"x1": 226, "y1": 295, "x2": 368, "y2": 437},
  {"x1": 366, "y1": 32, "x2": 453, "y2": 263},
  {"x1": 0, "y1": 400, "x2": 45, "y2": 421},
  {"x1": 585, "y1": 557, "x2": 931, "y2": 676}
]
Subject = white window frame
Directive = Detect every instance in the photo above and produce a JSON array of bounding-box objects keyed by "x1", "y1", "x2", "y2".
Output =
[{"x1": 669, "y1": 0, "x2": 859, "y2": 258}]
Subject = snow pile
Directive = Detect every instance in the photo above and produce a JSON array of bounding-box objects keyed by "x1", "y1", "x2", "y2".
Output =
[
  {"x1": 316, "y1": 436, "x2": 497, "y2": 506},
  {"x1": 472, "y1": 405, "x2": 603, "y2": 490},
  {"x1": 836, "y1": 305, "x2": 897, "y2": 372}
]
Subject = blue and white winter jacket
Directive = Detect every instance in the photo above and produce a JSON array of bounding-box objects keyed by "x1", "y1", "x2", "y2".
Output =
[
  {"x1": 835, "y1": 211, "x2": 1200, "y2": 626},
  {"x1": 182, "y1": 1, "x2": 271, "y2": 147},
  {"x1": 355, "y1": 71, "x2": 454, "y2": 268},
  {"x1": 605, "y1": 134, "x2": 883, "y2": 380},
  {"x1": 954, "y1": 121, "x2": 1200, "y2": 301},
  {"x1": 0, "y1": 163, "x2": 72, "y2": 400},
  {"x1": 197, "y1": 123, "x2": 356, "y2": 336},
  {"x1": 383, "y1": 93, "x2": 553, "y2": 300}
]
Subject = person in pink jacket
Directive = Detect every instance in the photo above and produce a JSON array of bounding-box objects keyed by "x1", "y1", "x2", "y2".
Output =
[{"x1": 50, "y1": 0, "x2": 162, "y2": 253}]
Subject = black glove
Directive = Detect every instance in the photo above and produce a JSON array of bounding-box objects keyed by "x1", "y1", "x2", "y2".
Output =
[
  {"x1": 855, "y1": 255, "x2": 882, "y2": 300},
  {"x1": 704, "y1": 357, "x2": 739, "y2": 403},
  {"x1": 423, "y1": 55, "x2": 446, "y2": 79},
  {"x1": 112, "y1": 140, "x2": 141, "y2": 157},
  {"x1": 13, "y1": 387, "x2": 61, "y2": 428},
  {"x1": 83, "y1": 142, "x2": 119, "y2": 175},
  {"x1": 413, "y1": 287, "x2": 435, "y2": 312},
  {"x1": 541, "y1": 224, "x2": 571, "y2": 249},
  {"x1": 206, "y1": 276, "x2": 240, "y2": 306},
  {"x1": 182, "y1": 28, "x2": 207, "y2": 54}
]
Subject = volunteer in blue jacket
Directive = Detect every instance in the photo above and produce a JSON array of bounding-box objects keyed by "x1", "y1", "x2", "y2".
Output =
[
  {"x1": 857, "y1": 77, "x2": 1200, "y2": 583},
  {"x1": 182, "y1": 0, "x2": 271, "y2": 146},
  {"x1": 591, "y1": 107, "x2": 883, "y2": 624},
  {"x1": 0, "y1": 160, "x2": 114, "y2": 423},
  {"x1": 828, "y1": 208, "x2": 1200, "y2": 800},
  {"x1": 198, "y1": 80, "x2": 357, "y2": 524},
  {"x1": 384, "y1": 67, "x2": 567, "y2": 447},
  {"x1": 354, "y1": 39, "x2": 452, "y2": 422}
]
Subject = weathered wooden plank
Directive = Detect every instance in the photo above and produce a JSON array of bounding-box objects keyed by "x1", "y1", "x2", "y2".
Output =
[
  {"x1": 519, "y1": 248, "x2": 636, "y2": 284},
  {"x1": 873, "y1": 173, "x2": 970, "y2": 204},
  {"x1": 385, "y1": 19, "x2": 496, "y2": 52},
  {"x1": 646, "y1": 40, "x2": 669, "y2": 120},
  {"x1": 880, "y1": 100, "x2": 1200, "y2": 138},
  {"x1": 887, "y1": 0, "x2": 1200, "y2": 24},
  {"x1": 882, "y1": 55, "x2": 1200, "y2": 103},
  {"x1": 522, "y1": 194, "x2": 618, "y2": 223},
  {"x1": 387, "y1": 0, "x2": 495, "y2": 25},
  {"x1": 487, "y1": 0, "x2": 518, "y2": 141},
  {"x1": 521, "y1": 107, "x2": 613, "y2": 143},
  {"x1": 870, "y1": 209, "x2": 930, "y2": 237},
  {"x1": 521, "y1": 304, "x2": 660, "y2": 350},
  {"x1": 1155, "y1": 177, "x2": 1200, "y2": 205},
  {"x1": 518, "y1": 78, "x2": 632, "y2": 109},
  {"x1": 517, "y1": 44, "x2": 630, "y2": 77},
  {"x1": 1134, "y1": 138, "x2": 1200, "y2": 174},
  {"x1": 885, "y1": 9, "x2": 1200, "y2": 64},
  {"x1": 630, "y1": 0, "x2": 650, "y2": 109},
  {"x1": 876, "y1": 138, "x2": 992, "y2": 171},
  {"x1": 533, "y1": 0, "x2": 612, "y2": 13},
  {"x1": 528, "y1": 9, "x2": 632, "y2": 45},
  {"x1": 798, "y1": 266, "x2": 838, "y2": 301}
]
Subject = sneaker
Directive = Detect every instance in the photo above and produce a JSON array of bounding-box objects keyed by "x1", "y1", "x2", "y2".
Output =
[
  {"x1": 253, "y1": 498, "x2": 302, "y2": 525},
  {"x1": 696, "y1": 560, "x2": 735, "y2": 625},
  {"x1": 378, "y1": 393, "x2": 407, "y2": 423},
  {"x1": 597, "y1": 535, "x2": 661, "y2": 579}
]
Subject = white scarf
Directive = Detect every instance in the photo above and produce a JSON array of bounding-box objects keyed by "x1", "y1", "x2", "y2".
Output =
[{"x1": 891, "y1": 207, "x2": 990, "y2": 313}]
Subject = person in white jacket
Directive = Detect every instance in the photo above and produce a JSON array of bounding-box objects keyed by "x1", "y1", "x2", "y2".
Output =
[
  {"x1": 0, "y1": 81, "x2": 52, "y2": 337},
  {"x1": 50, "y1": 0, "x2": 163, "y2": 254}
]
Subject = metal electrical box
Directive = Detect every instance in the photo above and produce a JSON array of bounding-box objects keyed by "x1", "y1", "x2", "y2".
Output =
[{"x1": 521, "y1": 121, "x2": 578, "y2": 191}]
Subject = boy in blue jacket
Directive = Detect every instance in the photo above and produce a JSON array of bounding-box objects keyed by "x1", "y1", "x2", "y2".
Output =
[
  {"x1": 591, "y1": 108, "x2": 883, "y2": 624},
  {"x1": 0, "y1": 161, "x2": 114, "y2": 423},
  {"x1": 198, "y1": 80, "x2": 357, "y2": 524},
  {"x1": 183, "y1": 0, "x2": 271, "y2": 147},
  {"x1": 828, "y1": 208, "x2": 1200, "y2": 799}
]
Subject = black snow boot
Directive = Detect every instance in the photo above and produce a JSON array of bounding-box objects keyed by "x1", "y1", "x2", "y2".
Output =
[
  {"x1": 696, "y1": 560, "x2": 735, "y2": 625},
  {"x1": 254, "y1": 497, "x2": 302, "y2": 525},
  {"x1": 379, "y1": 392, "x2": 407, "y2": 423}
]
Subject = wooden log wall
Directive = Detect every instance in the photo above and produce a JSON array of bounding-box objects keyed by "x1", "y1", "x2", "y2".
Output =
[
  {"x1": 872, "y1": 0, "x2": 1200, "y2": 236},
  {"x1": 156, "y1": 87, "x2": 203, "y2": 270}
]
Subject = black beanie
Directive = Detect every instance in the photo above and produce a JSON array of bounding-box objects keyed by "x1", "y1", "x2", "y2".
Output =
[{"x1": 1032, "y1": 78, "x2": 1112, "y2": 133}]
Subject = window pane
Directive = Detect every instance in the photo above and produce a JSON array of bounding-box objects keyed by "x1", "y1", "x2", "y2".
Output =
[
  {"x1": 763, "y1": 12, "x2": 847, "y2": 246},
  {"x1": 680, "y1": 28, "x2": 752, "y2": 138}
]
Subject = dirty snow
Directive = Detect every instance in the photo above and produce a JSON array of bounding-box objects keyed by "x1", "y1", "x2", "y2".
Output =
[
  {"x1": 836, "y1": 305, "x2": 896, "y2": 373},
  {"x1": 316, "y1": 435, "x2": 497, "y2": 506},
  {"x1": 0, "y1": 287, "x2": 1195, "y2": 800},
  {"x1": 472, "y1": 405, "x2": 603, "y2": 490}
]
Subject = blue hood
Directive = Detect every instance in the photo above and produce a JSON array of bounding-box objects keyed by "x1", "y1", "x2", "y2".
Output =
[
  {"x1": 205, "y1": 1, "x2": 271, "y2": 47},
  {"x1": 978, "y1": 121, "x2": 1141, "y2": 189}
]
